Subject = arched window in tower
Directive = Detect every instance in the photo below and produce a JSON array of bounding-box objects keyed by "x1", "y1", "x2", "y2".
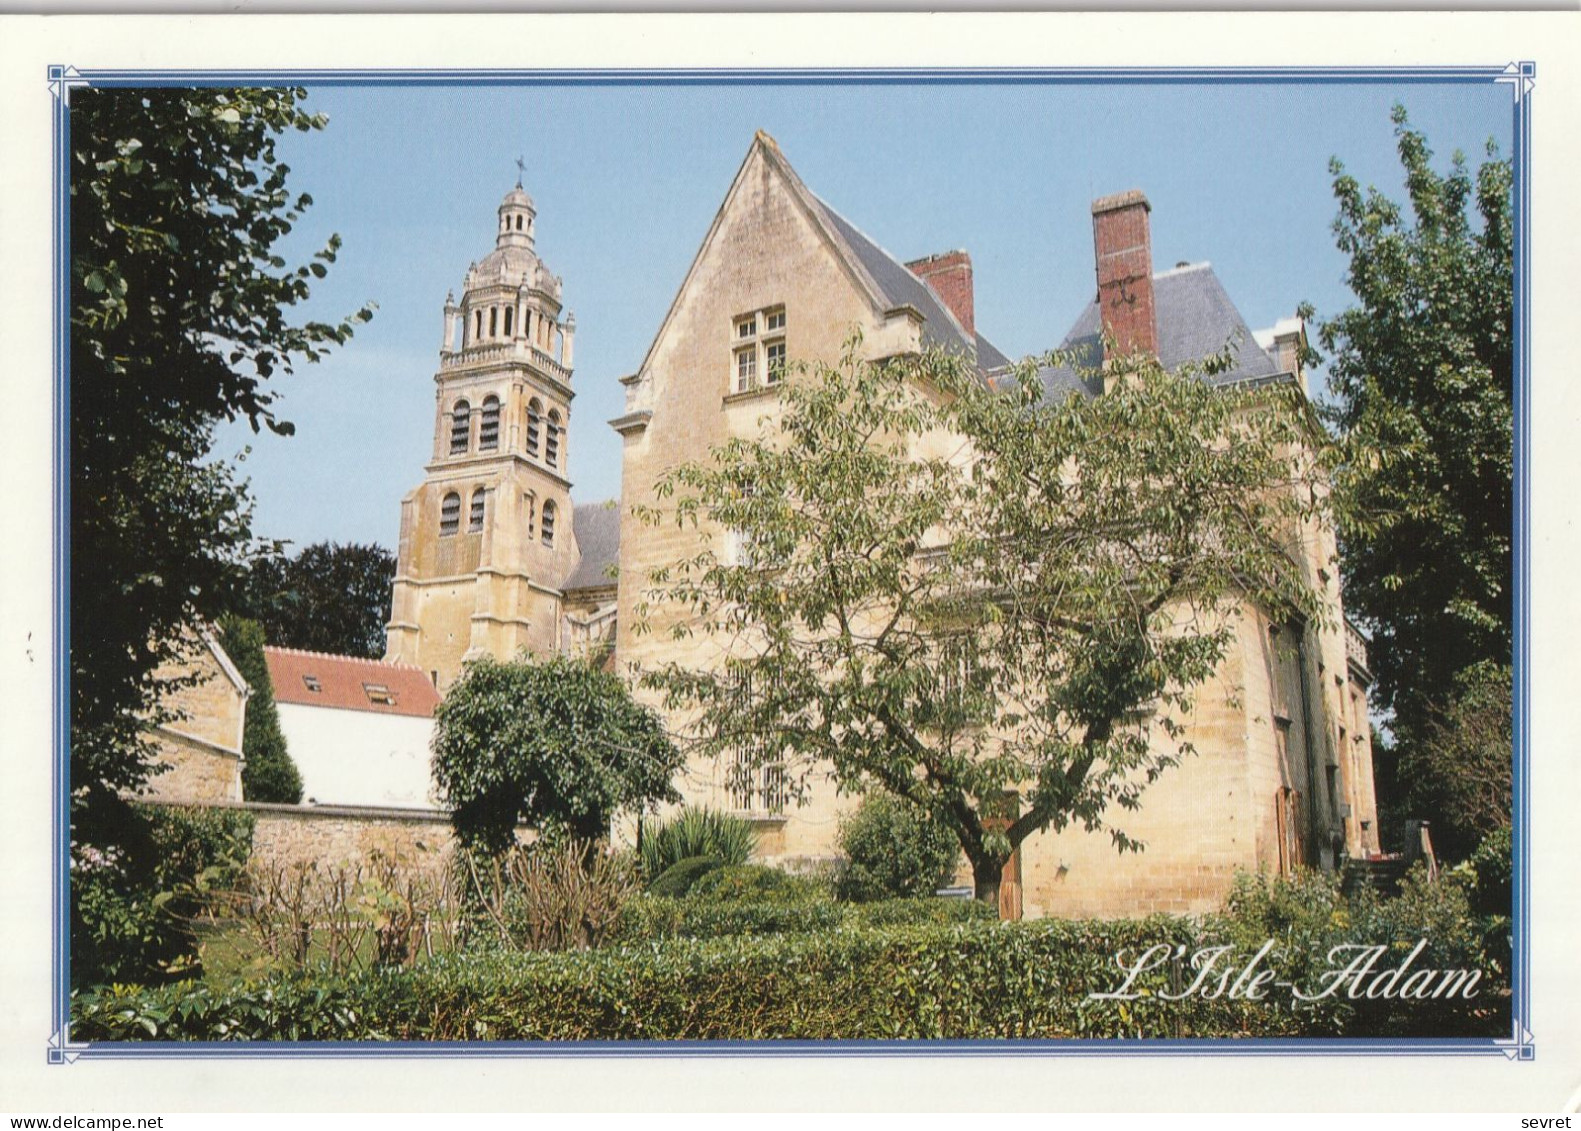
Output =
[
  {"x1": 450, "y1": 400, "x2": 471, "y2": 454},
  {"x1": 474, "y1": 310, "x2": 483, "y2": 342},
  {"x1": 526, "y1": 398, "x2": 542, "y2": 459},
  {"x1": 480, "y1": 396, "x2": 500, "y2": 451},
  {"x1": 503, "y1": 307, "x2": 514, "y2": 337},
  {"x1": 541, "y1": 500, "x2": 556, "y2": 547},
  {"x1": 524, "y1": 493, "x2": 536, "y2": 539},
  {"x1": 489, "y1": 307, "x2": 498, "y2": 338},
  {"x1": 515, "y1": 215, "x2": 523, "y2": 230},
  {"x1": 439, "y1": 492, "x2": 461, "y2": 537},
  {"x1": 469, "y1": 487, "x2": 486, "y2": 533},
  {"x1": 546, "y1": 409, "x2": 562, "y2": 468}
]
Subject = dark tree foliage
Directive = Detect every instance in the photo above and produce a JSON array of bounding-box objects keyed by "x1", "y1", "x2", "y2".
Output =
[
  {"x1": 432, "y1": 655, "x2": 685, "y2": 853},
  {"x1": 1311, "y1": 105, "x2": 1513, "y2": 740},
  {"x1": 1397, "y1": 661, "x2": 1512, "y2": 863},
  {"x1": 216, "y1": 614, "x2": 303, "y2": 804},
  {"x1": 241, "y1": 541, "x2": 396, "y2": 659},
  {"x1": 69, "y1": 86, "x2": 371, "y2": 845}
]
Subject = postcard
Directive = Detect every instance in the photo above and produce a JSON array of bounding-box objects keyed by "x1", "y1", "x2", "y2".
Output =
[{"x1": 1, "y1": 9, "x2": 1578, "y2": 1114}]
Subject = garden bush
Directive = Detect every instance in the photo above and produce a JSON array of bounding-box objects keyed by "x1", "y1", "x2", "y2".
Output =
[
  {"x1": 687, "y1": 863, "x2": 826, "y2": 903},
  {"x1": 72, "y1": 804, "x2": 255, "y2": 989},
  {"x1": 835, "y1": 793, "x2": 961, "y2": 902},
  {"x1": 616, "y1": 894, "x2": 846, "y2": 942},
  {"x1": 639, "y1": 807, "x2": 756, "y2": 882},
  {"x1": 460, "y1": 839, "x2": 637, "y2": 953},
  {"x1": 1214, "y1": 867, "x2": 1507, "y2": 1038},
  {"x1": 647, "y1": 855, "x2": 726, "y2": 898},
  {"x1": 847, "y1": 896, "x2": 996, "y2": 929},
  {"x1": 1459, "y1": 826, "x2": 1513, "y2": 979}
]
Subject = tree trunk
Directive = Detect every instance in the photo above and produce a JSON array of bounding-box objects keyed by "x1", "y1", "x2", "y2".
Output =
[{"x1": 971, "y1": 854, "x2": 1005, "y2": 914}]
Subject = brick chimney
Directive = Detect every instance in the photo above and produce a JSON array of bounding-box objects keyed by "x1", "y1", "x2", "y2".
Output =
[
  {"x1": 1091, "y1": 190, "x2": 1158, "y2": 361},
  {"x1": 905, "y1": 249, "x2": 974, "y2": 338}
]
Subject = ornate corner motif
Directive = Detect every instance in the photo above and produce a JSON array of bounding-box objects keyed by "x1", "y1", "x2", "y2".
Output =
[
  {"x1": 1495, "y1": 61, "x2": 1536, "y2": 104},
  {"x1": 1495, "y1": 1023, "x2": 1536, "y2": 1061},
  {"x1": 46, "y1": 1024, "x2": 87, "y2": 1066},
  {"x1": 47, "y1": 64, "x2": 89, "y2": 105}
]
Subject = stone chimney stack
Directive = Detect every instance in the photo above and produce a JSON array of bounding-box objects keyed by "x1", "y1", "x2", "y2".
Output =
[
  {"x1": 1091, "y1": 190, "x2": 1158, "y2": 361},
  {"x1": 905, "y1": 249, "x2": 975, "y2": 339}
]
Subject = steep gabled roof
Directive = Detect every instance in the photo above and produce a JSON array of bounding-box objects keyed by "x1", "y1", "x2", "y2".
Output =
[
  {"x1": 1010, "y1": 262, "x2": 1283, "y2": 401},
  {"x1": 563, "y1": 501, "x2": 621, "y2": 592},
  {"x1": 811, "y1": 200, "x2": 1005, "y2": 364},
  {"x1": 633, "y1": 133, "x2": 1008, "y2": 381},
  {"x1": 264, "y1": 647, "x2": 441, "y2": 719}
]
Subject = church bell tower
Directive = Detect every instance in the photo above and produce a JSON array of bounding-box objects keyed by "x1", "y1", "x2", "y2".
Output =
[{"x1": 385, "y1": 175, "x2": 579, "y2": 691}]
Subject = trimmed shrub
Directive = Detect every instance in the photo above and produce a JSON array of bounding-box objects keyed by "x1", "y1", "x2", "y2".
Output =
[
  {"x1": 687, "y1": 864, "x2": 826, "y2": 903},
  {"x1": 648, "y1": 855, "x2": 725, "y2": 898},
  {"x1": 847, "y1": 896, "x2": 996, "y2": 929},
  {"x1": 640, "y1": 808, "x2": 756, "y2": 883},
  {"x1": 75, "y1": 917, "x2": 1307, "y2": 1041},
  {"x1": 835, "y1": 793, "x2": 961, "y2": 902},
  {"x1": 617, "y1": 895, "x2": 846, "y2": 943}
]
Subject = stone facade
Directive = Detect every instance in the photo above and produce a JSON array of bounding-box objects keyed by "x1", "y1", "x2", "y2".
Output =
[
  {"x1": 139, "y1": 630, "x2": 246, "y2": 805},
  {"x1": 375, "y1": 137, "x2": 1381, "y2": 918},
  {"x1": 610, "y1": 134, "x2": 1381, "y2": 917},
  {"x1": 384, "y1": 183, "x2": 584, "y2": 694}
]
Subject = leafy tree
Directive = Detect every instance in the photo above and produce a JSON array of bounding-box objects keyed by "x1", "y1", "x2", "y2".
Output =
[
  {"x1": 1396, "y1": 661, "x2": 1512, "y2": 863},
  {"x1": 1309, "y1": 104, "x2": 1513, "y2": 741},
  {"x1": 216, "y1": 614, "x2": 303, "y2": 804},
  {"x1": 242, "y1": 541, "x2": 396, "y2": 659},
  {"x1": 432, "y1": 654, "x2": 685, "y2": 853},
  {"x1": 835, "y1": 793, "x2": 962, "y2": 902},
  {"x1": 635, "y1": 341, "x2": 1327, "y2": 908},
  {"x1": 70, "y1": 86, "x2": 371, "y2": 845}
]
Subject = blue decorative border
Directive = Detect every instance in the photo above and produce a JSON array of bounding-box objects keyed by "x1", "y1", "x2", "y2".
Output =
[{"x1": 47, "y1": 62, "x2": 1534, "y2": 1064}]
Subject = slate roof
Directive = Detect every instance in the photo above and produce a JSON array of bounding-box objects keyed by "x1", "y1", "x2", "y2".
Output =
[
  {"x1": 1013, "y1": 262, "x2": 1283, "y2": 402},
  {"x1": 812, "y1": 197, "x2": 1012, "y2": 371},
  {"x1": 563, "y1": 501, "x2": 621, "y2": 592},
  {"x1": 264, "y1": 647, "x2": 441, "y2": 719}
]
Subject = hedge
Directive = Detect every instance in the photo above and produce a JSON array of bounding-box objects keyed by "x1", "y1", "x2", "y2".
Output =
[
  {"x1": 70, "y1": 915, "x2": 1497, "y2": 1042},
  {"x1": 616, "y1": 893, "x2": 993, "y2": 943}
]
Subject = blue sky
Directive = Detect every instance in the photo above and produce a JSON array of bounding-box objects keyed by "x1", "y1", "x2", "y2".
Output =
[{"x1": 214, "y1": 77, "x2": 1513, "y2": 551}]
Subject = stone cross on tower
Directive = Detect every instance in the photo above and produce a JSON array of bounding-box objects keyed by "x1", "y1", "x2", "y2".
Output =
[{"x1": 515, "y1": 155, "x2": 525, "y2": 188}]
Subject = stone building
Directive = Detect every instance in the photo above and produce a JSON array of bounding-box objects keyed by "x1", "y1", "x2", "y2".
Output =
[
  {"x1": 388, "y1": 136, "x2": 1381, "y2": 917},
  {"x1": 263, "y1": 646, "x2": 443, "y2": 810},
  {"x1": 139, "y1": 629, "x2": 248, "y2": 806},
  {"x1": 383, "y1": 178, "x2": 618, "y2": 693}
]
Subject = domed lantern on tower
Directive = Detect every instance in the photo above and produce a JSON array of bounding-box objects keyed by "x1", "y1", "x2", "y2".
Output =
[{"x1": 385, "y1": 172, "x2": 581, "y2": 692}]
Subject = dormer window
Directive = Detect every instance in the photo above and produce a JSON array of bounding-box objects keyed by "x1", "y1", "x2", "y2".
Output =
[
  {"x1": 302, "y1": 675, "x2": 322, "y2": 693},
  {"x1": 363, "y1": 682, "x2": 397, "y2": 707}
]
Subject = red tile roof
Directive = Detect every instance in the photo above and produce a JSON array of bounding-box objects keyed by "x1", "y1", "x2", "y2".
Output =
[{"x1": 263, "y1": 647, "x2": 442, "y2": 719}]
